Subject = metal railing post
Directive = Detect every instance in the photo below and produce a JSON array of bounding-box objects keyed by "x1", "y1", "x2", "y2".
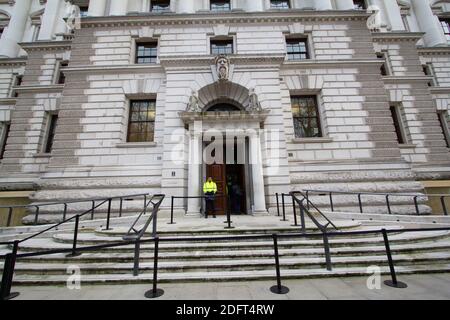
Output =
[
  {"x1": 105, "y1": 198, "x2": 112, "y2": 230},
  {"x1": 225, "y1": 202, "x2": 234, "y2": 229},
  {"x1": 0, "y1": 240, "x2": 20, "y2": 300},
  {"x1": 34, "y1": 206, "x2": 40, "y2": 225},
  {"x1": 299, "y1": 199, "x2": 306, "y2": 234},
  {"x1": 291, "y1": 195, "x2": 298, "y2": 227},
  {"x1": 168, "y1": 196, "x2": 175, "y2": 225},
  {"x1": 143, "y1": 195, "x2": 147, "y2": 215},
  {"x1": 280, "y1": 193, "x2": 287, "y2": 222},
  {"x1": 67, "y1": 215, "x2": 81, "y2": 258},
  {"x1": 329, "y1": 192, "x2": 334, "y2": 212},
  {"x1": 306, "y1": 190, "x2": 310, "y2": 210},
  {"x1": 414, "y1": 196, "x2": 420, "y2": 215},
  {"x1": 276, "y1": 193, "x2": 280, "y2": 217},
  {"x1": 152, "y1": 200, "x2": 158, "y2": 238},
  {"x1": 322, "y1": 232, "x2": 332, "y2": 271},
  {"x1": 7, "y1": 207, "x2": 13, "y2": 227},
  {"x1": 145, "y1": 237, "x2": 164, "y2": 298},
  {"x1": 269, "y1": 234, "x2": 289, "y2": 294},
  {"x1": 386, "y1": 195, "x2": 392, "y2": 215},
  {"x1": 63, "y1": 203, "x2": 67, "y2": 221},
  {"x1": 91, "y1": 201, "x2": 95, "y2": 220},
  {"x1": 133, "y1": 241, "x2": 140, "y2": 276},
  {"x1": 119, "y1": 197, "x2": 123, "y2": 218},
  {"x1": 441, "y1": 196, "x2": 448, "y2": 216},
  {"x1": 381, "y1": 229, "x2": 407, "y2": 288},
  {"x1": 358, "y1": 194, "x2": 363, "y2": 213}
]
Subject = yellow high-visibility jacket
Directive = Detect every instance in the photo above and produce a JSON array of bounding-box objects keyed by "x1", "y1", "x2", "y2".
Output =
[{"x1": 203, "y1": 181, "x2": 217, "y2": 194}]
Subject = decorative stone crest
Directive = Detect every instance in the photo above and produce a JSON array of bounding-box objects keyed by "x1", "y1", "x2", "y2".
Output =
[
  {"x1": 215, "y1": 54, "x2": 230, "y2": 82},
  {"x1": 247, "y1": 88, "x2": 262, "y2": 111},
  {"x1": 186, "y1": 90, "x2": 201, "y2": 112}
]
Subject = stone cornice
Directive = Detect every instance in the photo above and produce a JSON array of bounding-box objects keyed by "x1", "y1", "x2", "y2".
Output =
[
  {"x1": 0, "y1": 98, "x2": 16, "y2": 105},
  {"x1": 417, "y1": 46, "x2": 450, "y2": 56},
  {"x1": 281, "y1": 58, "x2": 383, "y2": 68},
  {"x1": 79, "y1": 10, "x2": 371, "y2": 28},
  {"x1": 0, "y1": 57, "x2": 27, "y2": 66},
  {"x1": 13, "y1": 84, "x2": 65, "y2": 93},
  {"x1": 371, "y1": 32, "x2": 425, "y2": 42},
  {"x1": 161, "y1": 54, "x2": 286, "y2": 68},
  {"x1": 64, "y1": 64, "x2": 165, "y2": 74},
  {"x1": 180, "y1": 110, "x2": 270, "y2": 124},
  {"x1": 429, "y1": 87, "x2": 450, "y2": 94},
  {"x1": 381, "y1": 75, "x2": 435, "y2": 83},
  {"x1": 18, "y1": 40, "x2": 72, "y2": 52}
]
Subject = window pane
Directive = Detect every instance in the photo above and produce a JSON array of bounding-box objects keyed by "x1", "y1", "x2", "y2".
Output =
[
  {"x1": 45, "y1": 115, "x2": 58, "y2": 153},
  {"x1": 151, "y1": 0, "x2": 170, "y2": 12},
  {"x1": 0, "y1": 123, "x2": 10, "y2": 160},
  {"x1": 291, "y1": 96, "x2": 321, "y2": 138},
  {"x1": 270, "y1": 0, "x2": 290, "y2": 9},
  {"x1": 211, "y1": 0, "x2": 231, "y2": 11},
  {"x1": 211, "y1": 40, "x2": 233, "y2": 55},
  {"x1": 390, "y1": 106, "x2": 405, "y2": 144},
  {"x1": 287, "y1": 39, "x2": 308, "y2": 60},
  {"x1": 136, "y1": 42, "x2": 158, "y2": 64},
  {"x1": 128, "y1": 100, "x2": 156, "y2": 142}
]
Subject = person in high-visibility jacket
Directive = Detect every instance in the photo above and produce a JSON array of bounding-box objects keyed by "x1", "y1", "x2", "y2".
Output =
[{"x1": 203, "y1": 177, "x2": 217, "y2": 218}]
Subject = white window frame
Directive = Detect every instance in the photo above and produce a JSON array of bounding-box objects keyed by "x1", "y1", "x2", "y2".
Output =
[
  {"x1": 131, "y1": 37, "x2": 160, "y2": 65},
  {"x1": 438, "y1": 111, "x2": 450, "y2": 149},
  {"x1": 41, "y1": 112, "x2": 59, "y2": 154},
  {"x1": 390, "y1": 103, "x2": 409, "y2": 145},
  {"x1": 0, "y1": 122, "x2": 11, "y2": 160},
  {"x1": 284, "y1": 33, "x2": 314, "y2": 61},
  {"x1": 208, "y1": 35, "x2": 236, "y2": 55}
]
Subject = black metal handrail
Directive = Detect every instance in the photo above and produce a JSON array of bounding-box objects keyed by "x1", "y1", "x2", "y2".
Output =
[
  {"x1": 303, "y1": 189, "x2": 450, "y2": 216},
  {"x1": 169, "y1": 194, "x2": 234, "y2": 229},
  {"x1": 122, "y1": 194, "x2": 165, "y2": 276},
  {"x1": 0, "y1": 193, "x2": 153, "y2": 227},
  {"x1": 2, "y1": 225, "x2": 450, "y2": 300}
]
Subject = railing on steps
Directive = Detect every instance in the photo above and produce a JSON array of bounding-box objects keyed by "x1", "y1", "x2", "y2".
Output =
[
  {"x1": 122, "y1": 194, "x2": 165, "y2": 276},
  {"x1": 168, "y1": 194, "x2": 234, "y2": 229},
  {"x1": 301, "y1": 189, "x2": 450, "y2": 216},
  {"x1": 0, "y1": 193, "x2": 154, "y2": 227},
  {"x1": 3, "y1": 225, "x2": 450, "y2": 300}
]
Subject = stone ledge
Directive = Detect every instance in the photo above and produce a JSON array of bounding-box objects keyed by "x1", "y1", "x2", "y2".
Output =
[
  {"x1": 291, "y1": 137, "x2": 333, "y2": 144},
  {"x1": 115, "y1": 142, "x2": 157, "y2": 148}
]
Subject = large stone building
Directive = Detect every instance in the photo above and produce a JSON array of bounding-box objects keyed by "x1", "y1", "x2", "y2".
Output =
[{"x1": 0, "y1": 0, "x2": 450, "y2": 222}]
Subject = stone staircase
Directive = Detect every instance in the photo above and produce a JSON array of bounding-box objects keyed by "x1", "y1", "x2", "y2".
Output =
[{"x1": 1, "y1": 218, "x2": 450, "y2": 285}]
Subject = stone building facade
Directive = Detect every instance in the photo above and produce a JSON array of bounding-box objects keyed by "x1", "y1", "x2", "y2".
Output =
[{"x1": 0, "y1": 0, "x2": 450, "y2": 221}]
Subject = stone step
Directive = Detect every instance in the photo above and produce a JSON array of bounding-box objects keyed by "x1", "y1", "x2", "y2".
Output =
[
  {"x1": 5, "y1": 251, "x2": 450, "y2": 275},
  {"x1": 12, "y1": 241, "x2": 450, "y2": 264},
  {"x1": 9, "y1": 263, "x2": 450, "y2": 285},
  {"x1": 11, "y1": 230, "x2": 449, "y2": 254}
]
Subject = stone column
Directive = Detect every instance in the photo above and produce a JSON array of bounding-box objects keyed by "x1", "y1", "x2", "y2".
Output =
[
  {"x1": 314, "y1": 0, "x2": 333, "y2": 10},
  {"x1": 249, "y1": 132, "x2": 267, "y2": 214},
  {"x1": 411, "y1": 0, "x2": 447, "y2": 47},
  {"x1": 88, "y1": 0, "x2": 107, "y2": 16},
  {"x1": 383, "y1": 0, "x2": 405, "y2": 31},
  {"x1": 187, "y1": 132, "x2": 202, "y2": 215},
  {"x1": 178, "y1": 0, "x2": 195, "y2": 13},
  {"x1": 39, "y1": 0, "x2": 62, "y2": 40},
  {"x1": 335, "y1": 0, "x2": 355, "y2": 10},
  {"x1": 110, "y1": 0, "x2": 129, "y2": 15},
  {"x1": 0, "y1": 0, "x2": 32, "y2": 58},
  {"x1": 247, "y1": 0, "x2": 264, "y2": 11}
]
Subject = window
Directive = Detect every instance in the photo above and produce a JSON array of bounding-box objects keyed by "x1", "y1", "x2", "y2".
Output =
[
  {"x1": 440, "y1": 19, "x2": 450, "y2": 42},
  {"x1": 135, "y1": 42, "x2": 158, "y2": 64},
  {"x1": 438, "y1": 111, "x2": 450, "y2": 148},
  {"x1": 11, "y1": 75, "x2": 23, "y2": 98},
  {"x1": 291, "y1": 96, "x2": 322, "y2": 138},
  {"x1": 211, "y1": 39, "x2": 233, "y2": 55},
  {"x1": 390, "y1": 105, "x2": 407, "y2": 144},
  {"x1": 376, "y1": 52, "x2": 389, "y2": 76},
  {"x1": 127, "y1": 100, "x2": 156, "y2": 143},
  {"x1": 56, "y1": 61, "x2": 68, "y2": 85},
  {"x1": 210, "y1": 0, "x2": 231, "y2": 11},
  {"x1": 0, "y1": 123, "x2": 10, "y2": 160},
  {"x1": 151, "y1": 0, "x2": 171, "y2": 13},
  {"x1": 270, "y1": 0, "x2": 290, "y2": 9},
  {"x1": 286, "y1": 38, "x2": 309, "y2": 60},
  {"x1": 422, "y1": 64, "x2": 436, "y2": 87},
  {"x1": 43, "y1": 114, "x2": 58, "y2": 153},
  {"x1": 353, "y1": 0, "x2": 367, "y2": 10},
  {"x1": 79, "y1": 6, "x2": 89, "y2": 17}
]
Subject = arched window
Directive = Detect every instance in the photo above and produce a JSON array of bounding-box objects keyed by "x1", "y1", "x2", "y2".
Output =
[{"x1": 206, "y1": 103, "x2": 241, "y2": 112}]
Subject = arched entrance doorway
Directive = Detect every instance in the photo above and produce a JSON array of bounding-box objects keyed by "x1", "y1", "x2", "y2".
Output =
[{"x1": 180, "y1": 81, "x2": 270, "y2": 217}]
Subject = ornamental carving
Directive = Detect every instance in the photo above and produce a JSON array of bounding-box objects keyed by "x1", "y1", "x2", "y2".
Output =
[
  {"x1": 247, "y1": 88, "x2": 262, "y2": 111},
  {"x1": 186, "y1": 90, "x2": 201, "y2": 112},
  {"x1": 215, "y1": 54, "x2": 230, "y2": 82}
]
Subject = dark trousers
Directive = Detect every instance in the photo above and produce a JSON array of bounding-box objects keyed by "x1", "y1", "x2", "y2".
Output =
[
  {"x1": 231, "y1": 195, "x2": 241, "y2": 214},
  {"x1": 205, "y1": 192, "x2": 216, "y2": 218}
]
